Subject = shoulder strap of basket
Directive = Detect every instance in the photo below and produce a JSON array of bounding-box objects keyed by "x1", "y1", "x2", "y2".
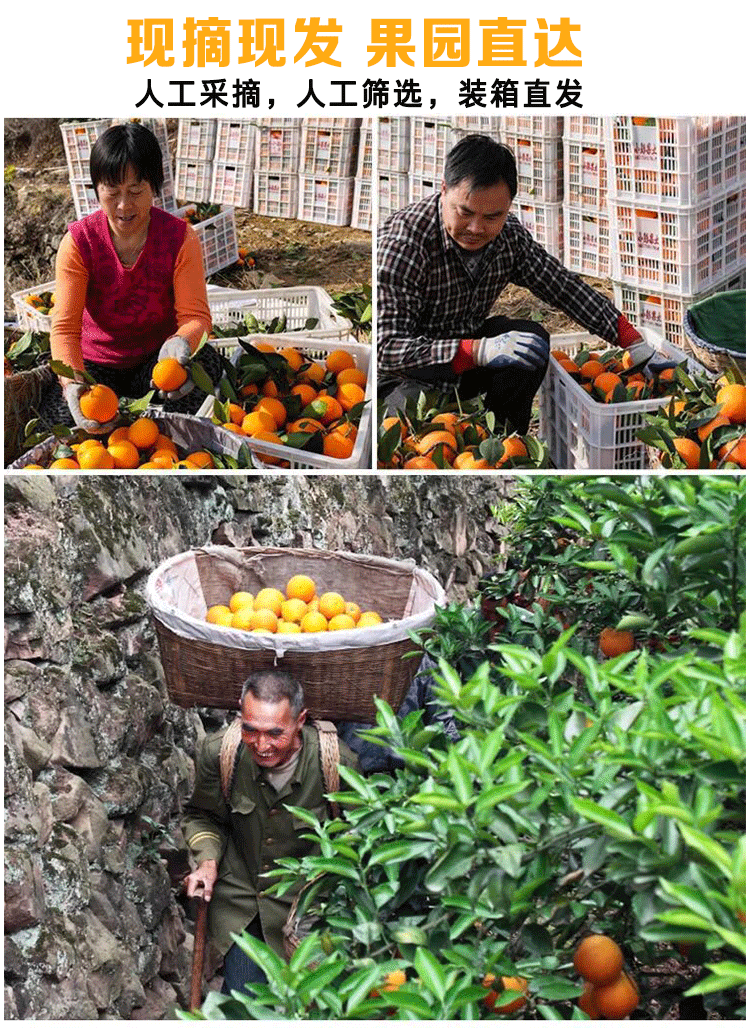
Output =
[
  {"x1": 219, "y1": 715, "x2": 340, "y2": 818},
  {"x1": 311, "y1": 719, "x2": 340, "y2": 820}
]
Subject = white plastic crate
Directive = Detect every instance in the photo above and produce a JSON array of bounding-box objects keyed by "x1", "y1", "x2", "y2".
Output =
[
  {"x1": 564, "y1": 207, "x2": 610, "y2": 278},
  {"x1": 613, "y1": 272, "x2": 746, "y2": 352},
  {"x1": 302, "y1": 118, "x2": 360, "y2": 131},
  {"x1": 253, "y1": 171, "x2": 299, "y2": 219},
  {"x1": 539, "y1": 330, "x2": 692, "y2": 470},
  {"x1": 214, "y1": 120, "x2": 257, "y2": 164},
  {"x1": 379, "y1": 172, "x2": 410, "y2": 224},
  {"x1": 408, "y1": 174, "x2": 440, "y2": 205},
  {"x1": 207, "y1": 285, "x2": 352, "y2": 340},
  {"x1": 255, "y1": 124, "x2": 301, "y2": 172},
  {"x1": 211, "y1": 161, "x2": 253, "y2": 208},
  {"x1": 563, "y1": 139, "x2": 608, "y2": 210},
  {"x1": 515, "y1": 200, "x2": 564, "y2": 260},
  {"x1": 177, "y1": 205, "x2": 238, "y2": 277},
  {"x1": 297, "y1": 175, "x2": 354, "y2": 226},
  {"x1": 563, "y1": 116, "x2": 605, "y2": 144},
  {"x1": 351, "y1": 178, "x2": 372, "y2": 231},
  {"x1": 496, "y1": 116, "x2": 564, "y2": 139},
  {"x1": 609, "y1": 187, "x2": 746, "y2": 296},
  {"x1": 452, "y1": 116, "x2": 502, "y2": 140},
  {"x1": 11, "y1": 281, "x2": 56, "y2": 332},
  {"x1": 300, "y1": 125, "x2": 359, "y2": 177},
  {"x1": 501, "y1": 132, "x2": 563, "y2": 202},
  {"x1": 409, "y1": 119, "x2": 456, "y2": 178},
  {"x1": 198, "y1": 334, "x2": 373, "y2": 469},
  {"x1": 605, "y1": 115, "x2": 746, "y2": 206},
  {"x1": 377, "y1": 117, "x2": 410, "y2": 173},
  {"x1": 70, "y1": 179, "x2": 101, "y2": 219},
  {"x1": 177, "y1": 119, "x2": 217, "y2": 162},
  {"x1": 175, "y1": 159, "x2": 214, "y2": 203},
  {"x1": 60, "y1": 120, "x2": 110, "y2": 180},
  {"x1": 356, "y1": 121, "x2": 373, "y2": 178}
]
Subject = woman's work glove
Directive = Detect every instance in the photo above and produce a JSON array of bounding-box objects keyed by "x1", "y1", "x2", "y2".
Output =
[
  {"x1": 63, "y1": 382, "x2": 118, "y2": 435},
  {"x1": 151, "y1": 335, "x2": 194, "y2": 400}
]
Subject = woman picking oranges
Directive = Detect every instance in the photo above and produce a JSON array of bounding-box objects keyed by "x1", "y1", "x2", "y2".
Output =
[{"x1": 39, "y1": 122, "x2": 222, "y2": 433}]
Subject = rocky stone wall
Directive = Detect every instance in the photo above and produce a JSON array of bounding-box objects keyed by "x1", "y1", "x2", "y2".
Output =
[{"x1": 4, "y1": 473, "x2": 513, "y2": 1019}]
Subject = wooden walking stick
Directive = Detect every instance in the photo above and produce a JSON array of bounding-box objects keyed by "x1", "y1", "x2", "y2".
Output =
[{"x1": 189, "y1": 896, "x2": 209, "y2": 1011}]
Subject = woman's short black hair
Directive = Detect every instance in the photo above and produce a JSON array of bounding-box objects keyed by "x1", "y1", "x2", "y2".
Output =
[
  {"x1": 444, "y1": 134, "x2": 518, "y2": 199},
  {"x1": 90, "y1": 122, "x2": 164, "y2": 194}
]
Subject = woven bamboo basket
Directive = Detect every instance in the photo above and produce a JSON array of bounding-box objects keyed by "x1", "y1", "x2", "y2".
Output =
[
  {"x1": 4, "y1": 364, "x2": 55, "y2": 466},
  {"x1": 145, "y1": 546, "x2": 446, "y2": 721},
  {"x1": 682, "y1": 302, "x2": 745, "y2": 376}
]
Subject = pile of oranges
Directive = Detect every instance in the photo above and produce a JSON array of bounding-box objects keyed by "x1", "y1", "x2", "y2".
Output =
[
  {"x1": 378, "y1": 409, "x2": 538, "y2": 470},
  {"x1": 574, "y1": 934, "x2": 639, "y2": 1020},
  {"x1": 214, "y1": 343, "x2": 368, "y2": 463},
  {"x1": 22, "y1": 387, "x2": 217, "y2": 469},
  {"x1": 552, "y1": 346, "x2": 681, "y2": 404},
  {"x1": 24, "y1": 290, "x2": 55, "y2": 316},
  {"x1": 653, "y1": 377, "x2": 746, "y2": 470},
  {"x1": 205, "y1": 574, "x2": 383, "y2": 635}
]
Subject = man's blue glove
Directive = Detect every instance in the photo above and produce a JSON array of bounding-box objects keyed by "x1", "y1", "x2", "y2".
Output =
[{"x1": 476, "y1": 330, "x2": 549, "y2": 371}]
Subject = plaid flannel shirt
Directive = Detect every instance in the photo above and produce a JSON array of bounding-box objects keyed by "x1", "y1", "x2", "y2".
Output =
[{"x1": 377, "y1": 193, "x2": 622, "y2": 388}]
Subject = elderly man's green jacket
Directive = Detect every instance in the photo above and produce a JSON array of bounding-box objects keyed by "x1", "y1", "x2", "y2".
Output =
[{"x1": 182, "y1": 724, "x2": 359, "y2": 957}]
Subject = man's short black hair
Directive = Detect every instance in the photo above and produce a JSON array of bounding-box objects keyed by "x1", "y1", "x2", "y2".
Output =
[
  {"x1": 443, "y1": 134, "x2": 518, "y2": 198},
  {"x1": 240, "y1": 670, "x2": 305, "y2": 718},
  {"x1": 90, "y1": 122, "x2": 165, "y2": 194}
]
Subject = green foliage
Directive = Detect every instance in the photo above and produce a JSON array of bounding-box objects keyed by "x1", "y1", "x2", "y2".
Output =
[
  {"x1": 4, "y1": 329, "x2": 51, "y2": 371},
  {"x1": 330, "y1": 285, "x2": 372, "y2": 341}
]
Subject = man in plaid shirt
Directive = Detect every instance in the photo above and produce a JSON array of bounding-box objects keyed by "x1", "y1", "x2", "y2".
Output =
[{"x1": 378, "y1": 134, "x2": 645, "y2": 432}]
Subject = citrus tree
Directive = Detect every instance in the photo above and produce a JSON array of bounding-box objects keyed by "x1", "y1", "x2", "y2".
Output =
[{"x1": 183, "y1": 616, "x2": 746, "y2": 1021}]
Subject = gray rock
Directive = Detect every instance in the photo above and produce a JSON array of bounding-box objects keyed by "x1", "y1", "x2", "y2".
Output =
[
  {"x1": 50, "y1": 709, "x2": 101, "y2": 768},
  {"x1": 69, "y1": 792, "x2": 110, "y2": 863},
  {"x1": 4, "y1": 844, "x2": 45, "y2": 932},
  {"x1": 130, "y1": 975, "x2": 177, "y2": 1020}
]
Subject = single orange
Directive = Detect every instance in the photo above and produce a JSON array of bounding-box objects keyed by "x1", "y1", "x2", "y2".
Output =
[
  {"x1": 325, "y1": 349, "x2": 356, "y2": 374},
  {"x1": 185, "y1": 451, "x2": 215, "y2": 469},
  {"x1": 279, "y1": 347, "x2": 304, "y2": 372},
  {"x1": 152, "y1": 357, "x2": 188, "y2": 392},
  {"x1": 599, "y1": 628, "x2": 635, "y2": 658},
  {"x1": 336, "y1": 367, "x2": 367, "y2": 389},
  {"x1": 242, "y1": 410, "x2": 277, "y2": 437},
  {"x1": 336, "y1": 383, "x2": 366, "y2": 413},
  {"x1": 319, "y1": 592, "x2": 346, "y2": 620},
  {"x1": 672, "y1": 437, "x2": 701, "y2": 469},
  {"x1": 290, "y1": 383, "x2": 318, "y2": 407},
  {"x1": 254, "y1": 397, "x2": 287, "y2": 430},
  {"x1": 107, "y1": 440, "x2": 141, "y2": 469},
  {"x1": 286, "y1": 574, "x2": 317, "y2": 604},
  {"x1": 229, "y1": 591, "x2": 255, "y2": 613},
  {"x1": 78, "y1": 445, "x2": 116, "y2": 469},
  {"x1": 591, "y1": 971, "x2": 639, "y2": 1019},
  {"x1": 79, "y1": 383, "x2": 119, "y2": 424},
  {"x1": 300, "y1": 610, "x2": 329, "y2": 633},
  {"x1": 324, "y1": 431, "x2": 355, "y2": 459},
  {"x1": 716, "y1": 383, "x2": 746, "y2": 424},
  {"x1": 718, "y1": 436, "x2": 746, "y2": 467},
  {"x1": 255, "y1": 587, "x2": 286, "y2": 617},
  {"x1": 328, "y1": 613, "x2": 356, "y2": 631},
  {"x1": 357, "y1": 611, "x2": 383, "y2": 627},
  {"x1": 49, "y1": 457, "x2": 80, "y2": 469},
  {"x1": 573, "y1": 934, "x2": 624, "y2": 986},
  {"x1": 127, "y1": 417, "x2": 160, "y2": 450}
]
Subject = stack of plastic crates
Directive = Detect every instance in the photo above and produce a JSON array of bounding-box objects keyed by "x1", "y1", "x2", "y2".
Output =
[
  {"x1": 60, "y1": 120, "x2": 111, "y2": 219},
  {"x1": 298, "y1": 118, "x2": 360, "y2": 226},
  {"x1": 253, "y1": 119, "x2": 301, "y2": 219},
  {"x1": 377, "y1": 118, "x2": 410, "y2": 226},
  {"x1": 407, "y1": 118, "x2": 456, "y2": 205},
  {"x1": 211, "y1": 120, "x2": 255, "y2": 208},
  {"x1": 175, "y1": 119, "x2": 216, "y2": 203},
  {"x1": 605, "y1": 116, "x2": 746, "y2": 350},
  {"x1": 206, "y1": 285, "x2": 353, "y2": 341},
  {"x1": 563, "y1": 116, "x2": 610, "y2": 278},
  {"x1": 488, "y1": 116, "x2": 565, "y2": 260},
  {"x1": 351, "y1": 121, "x2": 372, "y2": 230}
]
